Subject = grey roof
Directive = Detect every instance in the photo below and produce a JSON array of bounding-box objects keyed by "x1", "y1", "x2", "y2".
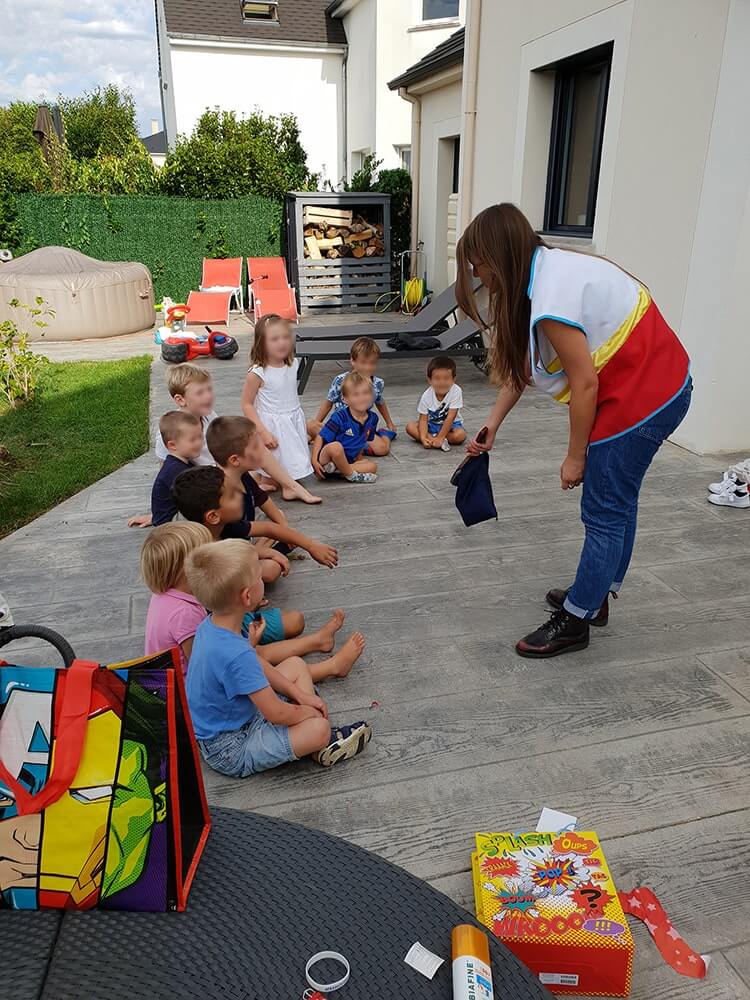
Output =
[
  {"x1": 162, "y1": 0, "x2": 347, "y2": 46},
  {"x1": 141, "y1": 130, "x2": 167, "y2": 154},
  {"x1": 388, "y1": 27, "x2": 464, "y2": 90}
]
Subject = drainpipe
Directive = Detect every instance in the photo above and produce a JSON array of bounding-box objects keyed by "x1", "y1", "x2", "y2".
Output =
[
  {"x1": 458, "y1": 0, "x2": 482, "y2": 235},
  {"x1": 399, "y1": 87, "x2": 421, "y2": 271},
  {"x1": 341, "y1": 48, "x2": 349, "y2": 186}
]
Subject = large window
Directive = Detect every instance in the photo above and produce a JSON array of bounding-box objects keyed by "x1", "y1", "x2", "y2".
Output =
[
  {"x1": 422, "y1": 0, "x2": 459, "y2": 21},
  {"x1": 543, "y1": 43, "x2": 612, "y2": 236}
]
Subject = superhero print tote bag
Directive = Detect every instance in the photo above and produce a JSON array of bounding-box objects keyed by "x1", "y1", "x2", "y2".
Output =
[{"x1": 0, "y1": 649, "x2": 210, "y2": 911}]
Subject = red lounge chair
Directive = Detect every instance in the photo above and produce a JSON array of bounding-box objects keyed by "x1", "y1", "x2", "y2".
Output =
[
  {"x1": 200, "y1": 257, "x2": 244, "y2": 312},
  {"x1": 185, "y1": 290, "x2": 233, "y2": 326},
  {"x1": 248, "y1": 256, "x2": 299, "y2": 323}
]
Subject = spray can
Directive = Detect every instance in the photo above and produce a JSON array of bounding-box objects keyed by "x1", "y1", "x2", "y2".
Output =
[{"x1": 452, "y1": 925, "x2": 495, "y2": 1000}]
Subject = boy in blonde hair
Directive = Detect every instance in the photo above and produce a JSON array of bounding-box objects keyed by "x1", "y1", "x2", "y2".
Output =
[
  {"x1": 185, "y1": 540, "x2": 372, "y2": 775},
  {"x1": 156, "y1": 364, "x2": 218, "y2": 466}
]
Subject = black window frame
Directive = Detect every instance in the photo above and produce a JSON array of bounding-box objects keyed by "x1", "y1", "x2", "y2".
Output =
[
  {"x1": 451, "y1": 136, "x2": 461, "y2": 195},
  {"x1": 543, "y1": 43, "x2": 613, "y2": 238}
]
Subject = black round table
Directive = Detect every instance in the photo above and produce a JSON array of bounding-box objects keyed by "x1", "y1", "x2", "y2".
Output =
[{"x1": 1, "y1": 807, "x2": 548, "y2": 999}]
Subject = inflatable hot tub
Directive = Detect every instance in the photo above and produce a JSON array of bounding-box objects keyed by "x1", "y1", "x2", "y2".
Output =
[{"x1": 0, "y1": 246, "x2": 154, "y2": 341}]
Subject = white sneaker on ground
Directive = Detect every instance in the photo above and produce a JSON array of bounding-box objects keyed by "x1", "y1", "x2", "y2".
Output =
[
  {"x1": 708, "y1": 471, "x2": 738, "y2": 494},
  {"x1": 708, "y1": 481, "x2": 750, "y2": 508},
  {"x1": 728, "y1": 458, "x2": 750, "y2": 483},
  {"x1": 440, "y1": 440, "x2": 451, "y2": 452}
]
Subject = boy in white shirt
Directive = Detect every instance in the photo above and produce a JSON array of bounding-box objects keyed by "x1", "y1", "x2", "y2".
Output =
[{"x1": 406, "y1": 356, "x2": 467, "y2": 452}]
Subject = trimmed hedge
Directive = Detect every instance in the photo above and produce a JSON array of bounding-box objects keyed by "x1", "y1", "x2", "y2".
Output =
[{"x1": 15, "y1": 193, "x2": 282, "y2": 302}]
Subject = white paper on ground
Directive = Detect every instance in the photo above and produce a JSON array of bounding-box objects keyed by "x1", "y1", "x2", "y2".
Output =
[
  {"x1": 536, "y1": 807, "x2": 578, "y2": 833},
  {"x1": 404, "y1": 942, "x2": 445, "y2": 979}
]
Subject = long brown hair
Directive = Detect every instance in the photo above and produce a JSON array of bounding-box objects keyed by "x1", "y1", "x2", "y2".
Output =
[
  {"x1": 250, "y1": 314, "x2": 295, "y2": 368},
  {"x1": 456, "y1": 203, "x2": 546, "y2": 392}
]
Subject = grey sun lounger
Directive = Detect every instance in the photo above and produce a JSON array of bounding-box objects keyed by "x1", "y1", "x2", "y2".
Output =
[
  {"x1": 296, "y1": 316, "x2": 486, "y2": 393},
  {"x1": 295, "y1": 278, "x2": 482, "y2": 341}
]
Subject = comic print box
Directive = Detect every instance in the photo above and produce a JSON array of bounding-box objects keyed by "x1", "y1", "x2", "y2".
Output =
[{"x1": 472, "y1": 831, "x2": 633, "y2": 996}]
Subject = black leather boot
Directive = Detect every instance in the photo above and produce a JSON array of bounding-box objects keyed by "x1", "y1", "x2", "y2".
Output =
[{"x1": 516, "y1": 608, "x2": 590, "y2": 658}]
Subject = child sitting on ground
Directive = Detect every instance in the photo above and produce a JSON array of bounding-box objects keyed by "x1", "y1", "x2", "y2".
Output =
[
  {"x1": 185, "y1": 539, "x2": 372, "y2": 775},
  {"x1": 130, "y1": 363, "x2": 321, "y2": 526},
  {"x1": 308, "y1": 336, "x2": 397, "y2": 456},
  {"x1": 129, "y1": 412, "x2": 204, "y2": 528},
  {"x1": 171, "y1": 465, "x2": 338, "y2": 584},
  {"x1": 142, "y1": 523, "x2": 364, "y2": 681},
  {"x1": 407, "y1": 355, "x2": 467, "y2": 452},
  {"x1": 241, "y1": 314, "x2": 316, "y2": 498},
  {"x1": 311, "y1": 372, "x2": 380, "y2": 484}
]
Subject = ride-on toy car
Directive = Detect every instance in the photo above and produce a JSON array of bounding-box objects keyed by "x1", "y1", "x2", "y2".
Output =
[{"x1": 160, "y1": 325, "x2": 239, "y2": 364}]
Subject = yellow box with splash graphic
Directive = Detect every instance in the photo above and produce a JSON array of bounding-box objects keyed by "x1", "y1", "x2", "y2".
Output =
[{"x1": 472, "y1": 831, "x2": 633, "y2": 996}]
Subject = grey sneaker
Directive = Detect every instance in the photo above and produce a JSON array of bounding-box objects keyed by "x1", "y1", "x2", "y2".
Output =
[{"x1": 346, "y1": 471, "x2": 377, "y2": 483}]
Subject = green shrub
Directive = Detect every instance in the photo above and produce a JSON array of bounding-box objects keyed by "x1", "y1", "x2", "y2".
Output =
[
  {"x1": 0, "y1": 190, "x2": 24, "y2": 252},
  {"x1": 0, "y1": 297, "x2": 52, "y2": 408},
  {"x1": 60, "y1": 85, "x2": 143, "y2": 160},
  {"x1": 159, "y1": 109, "x2": 314, "y2": 201},
  {"x1": 16, "y1": 193, "x2": 282, "y2": 301},
  {"x1": 373, "y1": 167, "x2": 412, "y2": 260},
  {"x1": 0, "y1": 102, "x2": 52, "y2": 193}
]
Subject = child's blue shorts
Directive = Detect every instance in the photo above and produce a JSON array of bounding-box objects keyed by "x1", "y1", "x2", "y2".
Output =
[
  {"x1": 241, "y1": 607, "x2": 284, "y2": 644},
  {"x1": 198, "y1": 714, "x2": 296, "y2": 777},
  {"x1": 428, "y1": 418, "x2": 464, "y2": 437}
]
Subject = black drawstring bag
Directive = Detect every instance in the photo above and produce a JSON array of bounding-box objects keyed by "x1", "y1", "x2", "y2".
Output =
[
  {"x1": 451, "y1": 451, "x2": 498, "y2": 527},
  {"x1": 386, "y1": 331, "x2": 442, "y2": 351}
]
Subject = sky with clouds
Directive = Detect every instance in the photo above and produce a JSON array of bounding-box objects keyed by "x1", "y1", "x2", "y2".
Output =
[{"x1": 2, "y1": 0, "x2": 161, "y2": 134}]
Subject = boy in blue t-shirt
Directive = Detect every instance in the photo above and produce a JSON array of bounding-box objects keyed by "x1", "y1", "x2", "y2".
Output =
[
  {"x1": 311, "y1": 372, "x2": 380, "y2": 484},
  {"x1": 185, "y1": 539, "x2": 371, "y2": 776}
]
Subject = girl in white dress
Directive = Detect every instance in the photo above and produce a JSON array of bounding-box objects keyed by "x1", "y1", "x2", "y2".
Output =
[{"x1": 242, "y1": 314, "x2": 317, "y2": 501}]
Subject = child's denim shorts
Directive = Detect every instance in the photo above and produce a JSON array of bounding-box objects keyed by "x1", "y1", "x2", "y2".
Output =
[
  {"x1": 428, "y1": 418, "x2": 463, "y2": 436},
  {"x1": 198, "y1": 714, "x2": 296, "y2": 777}
]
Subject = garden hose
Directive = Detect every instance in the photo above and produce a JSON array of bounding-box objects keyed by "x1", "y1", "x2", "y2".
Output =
[{"x1": 403, "y1": 276, "x2": 426, "y2": 314}]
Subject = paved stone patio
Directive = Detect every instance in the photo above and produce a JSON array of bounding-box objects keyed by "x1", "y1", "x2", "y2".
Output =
[{"x1": 3, "y1": 316, "x2": 750, "y2": 998}]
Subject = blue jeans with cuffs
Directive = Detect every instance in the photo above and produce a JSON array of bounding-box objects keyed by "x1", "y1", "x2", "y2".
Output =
[{"x1": 564, "y1": 379, "x2": 692, "y2": 619}]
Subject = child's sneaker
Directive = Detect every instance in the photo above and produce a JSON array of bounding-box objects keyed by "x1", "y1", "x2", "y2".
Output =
[
  {"x1": 346, "y1": 471, "x2": 377, "y2": 483},
  {"x1": 440, "y1": 440, "x2": 451, "y2": 452},
  {"x1": 708, "y1": 481, "x2": 750, "y2": 508},
  {"x1": 314, "y1": 721, "x2": 372, "y2": 767},
  {"x1": 708, "y1": 471, "x2": 739, "y2": 494}
]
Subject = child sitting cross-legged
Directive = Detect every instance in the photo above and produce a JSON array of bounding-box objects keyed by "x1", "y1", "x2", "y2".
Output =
[
  {"x1": 311, "y1": 372, "x2": 380, "y2": 484},
  {"x1": 406, "y1": 355, "x2": 467, "y2": 452},
  {"x1": 142, "y1": 522, "x2": 365, "y2": 681},
  {"x1": 171, "y1": 464, "x2": 337, "y2": 584},
  {"x1": 308, "y1": 336, "x2": 397, "y2": 456},
  {"x1": 185, "y1": 539, "x2": 372, "y2": 775},
  {"x1": 129, "y1": 411, "x2": 204, "y2": 529}
]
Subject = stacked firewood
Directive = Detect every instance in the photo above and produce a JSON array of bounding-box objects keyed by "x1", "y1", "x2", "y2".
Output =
[{"x1": 303, "y1": 206, "x2": 386, "y2": 260}]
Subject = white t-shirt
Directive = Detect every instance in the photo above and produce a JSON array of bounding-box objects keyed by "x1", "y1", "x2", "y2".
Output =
[
  {"x1": 417, "y1": 384, "x2": 463, "y2": 424},
  {"x1": 155, "y1": 410, "x2": 218, "y2": 467}
]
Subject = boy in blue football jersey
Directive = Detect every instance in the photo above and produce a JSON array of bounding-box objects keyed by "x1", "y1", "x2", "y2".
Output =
[{"x1": 311, "y1": 372, "x2": 379, "y2": 483}]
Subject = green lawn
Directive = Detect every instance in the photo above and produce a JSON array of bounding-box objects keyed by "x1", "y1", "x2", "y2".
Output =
[{"x1": 0, "y1": 356, "x2": 151, "y2": 537}]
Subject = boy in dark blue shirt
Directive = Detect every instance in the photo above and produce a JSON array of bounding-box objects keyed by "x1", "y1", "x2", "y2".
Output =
[
  {"x1": 311, "y1": 372, "x2": 379, "y2": 483},
  {"x1": 129, "y1": 412, "x2": 204, "y2": 527}
]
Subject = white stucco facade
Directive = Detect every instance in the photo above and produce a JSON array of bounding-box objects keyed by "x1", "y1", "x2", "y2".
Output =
[
  {"x1": 158, "y1": 24, "x2": 345, "y2": 186},
  {"x1": 458, "y1": 0, "x2": 750, "y2": 455},
  {"x1": 332, "y1": 0, "x2": 465, "y2": 173}
]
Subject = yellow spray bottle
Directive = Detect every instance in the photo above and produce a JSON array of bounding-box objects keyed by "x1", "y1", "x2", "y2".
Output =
[{"x1": 452, "y1": 925, "x2": 495, "y2": 1000}]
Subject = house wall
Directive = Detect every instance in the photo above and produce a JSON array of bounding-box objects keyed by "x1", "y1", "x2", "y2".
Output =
[
  {"x1": 411, "y1": 76, "x2": 462, "y2": 291},
  {"x1": 338, "y1": 0, "x2": 465, "y2": 173},
  {"x1": 462, "y1": 0, "x2": 750, "y2": 454},
  {"x1": 165, "y1": 40, "x2": 345, "y2": 185}
]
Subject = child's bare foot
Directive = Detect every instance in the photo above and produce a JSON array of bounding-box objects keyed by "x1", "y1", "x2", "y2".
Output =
[
  {"x1": 260, "y1": 477, "x2": 278, "y2": 493},
  {"x1": 282, "y1": 485, "x2": 322, "y2": 504},
  {"x1": 312, "y1": 609, "x2": 346, "y2": 653},
  {"x1": 326, "y1": 632, "x2": 365, "y2": 679}
]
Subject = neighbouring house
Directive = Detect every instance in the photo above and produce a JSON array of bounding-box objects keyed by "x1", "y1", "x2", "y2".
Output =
[
  {"x1": 154, "y1": 0, "x2": 347, "y2": 184},
  {"x1": 395, "y1": 0, "x2": 750, "y2": 454},
  {"x1": 141, "y1": 119, "x2": 168, "y2": 168},
  {"x1": 327, "y1": 0, "x2": 465, "y2": 175},
  {"x1": 155, "y1": 0, "x2": 465, "y2": 184},
  {"x1": 388, "y1": 28, "x2": 463, "y2": 296}
]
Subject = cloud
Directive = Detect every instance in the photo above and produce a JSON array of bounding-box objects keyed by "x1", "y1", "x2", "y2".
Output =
[{"x1": 0, "y1": 0, "x2": 161, "y2": 133}]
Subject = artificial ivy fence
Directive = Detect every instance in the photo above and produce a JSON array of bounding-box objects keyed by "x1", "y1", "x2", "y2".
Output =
[{"x1": 15, "y1": 193, "x2": 283, "y2": 302}]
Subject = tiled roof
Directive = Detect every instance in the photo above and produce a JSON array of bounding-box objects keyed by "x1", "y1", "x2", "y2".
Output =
[
  {"x1": 162, "y1": 0, "x2": 347, "y2": 46},
  {"x1": 388, "y1": 27, "x2": 464, "y2": 90}
]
